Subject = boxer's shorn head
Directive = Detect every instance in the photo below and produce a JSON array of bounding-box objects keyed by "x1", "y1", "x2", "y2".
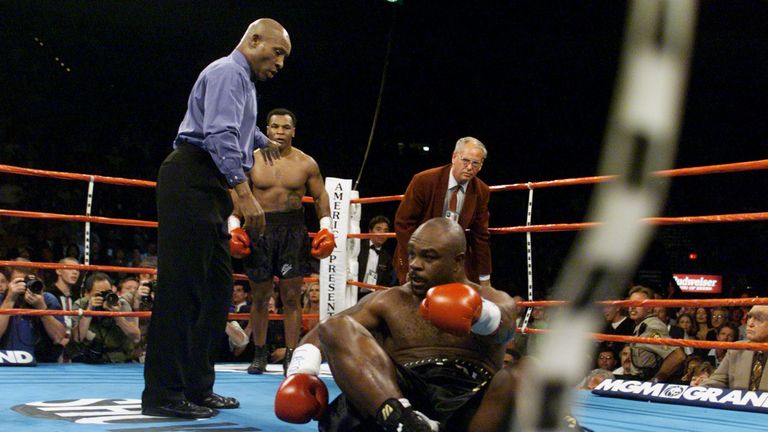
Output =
[
  {"x1": 238, "y1": 18, "x2": 291, "y2": 82},
  {"x1": 407, "y1": 218, "x2": 466, "y2": 296}
]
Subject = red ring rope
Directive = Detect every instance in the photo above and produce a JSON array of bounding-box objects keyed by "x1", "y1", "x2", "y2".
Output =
[{"x1": 1, "y1": 159, "x2": 766, "y2": 336}]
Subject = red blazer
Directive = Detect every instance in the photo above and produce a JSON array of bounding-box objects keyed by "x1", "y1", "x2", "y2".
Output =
[{"x1": 394, "y1": 164, "x2": 491, "y2": 283}]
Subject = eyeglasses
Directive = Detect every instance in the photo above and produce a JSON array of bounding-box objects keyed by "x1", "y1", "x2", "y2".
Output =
[
  {"x1": 598, "y1": 355, "x2": 614, "y2": 360},
  {"x1": 712, "y1": 314, "x2": 727, "y2": 319},
  {"x1": 460, "y1": 158, "x2": 483, "y2": 169}
]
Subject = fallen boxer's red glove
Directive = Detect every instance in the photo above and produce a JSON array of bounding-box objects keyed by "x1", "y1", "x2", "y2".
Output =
[
  {"x1": 419, "y1": 283, "x2": 482, "y2": 336},
  {"x1": 229, "y1": 227, "x2": 251, "y2": 258},
  {"x1": 275, "y1": 373, "x2": 328, "y2": 423},
  {"x1": 311, "y1": 228, "x2": 335, "y2": 259}
]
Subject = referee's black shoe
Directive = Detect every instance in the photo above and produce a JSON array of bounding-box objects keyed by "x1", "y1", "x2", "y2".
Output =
[{"x1": 142, "y1": 400, "x2": 216, "y2": 419}]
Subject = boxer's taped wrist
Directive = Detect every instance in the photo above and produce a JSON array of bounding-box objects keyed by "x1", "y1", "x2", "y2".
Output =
[
  {"x1": 471, "y1": 299, "x2": 501, "y2": 335},
  {"x1": 286, "y1": 344, "x2": 322, "y2": 376},
  {"x1": 319, "y1": 216, "x2": 331, "y2": 230},
  {"x1": 228, "y1": 215, "x2": 241, "y2": 232}
]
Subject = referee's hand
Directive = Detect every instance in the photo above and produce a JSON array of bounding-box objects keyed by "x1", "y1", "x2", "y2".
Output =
[
  {"x1": 261, "y1": 139, "x2": 282, "y2": 166},
  {"x1": 233, "y1": 184, "x2": 265, "y2": 237}
]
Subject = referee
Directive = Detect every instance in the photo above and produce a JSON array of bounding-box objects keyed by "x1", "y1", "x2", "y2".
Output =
[{"x1": 142, "y1": 18, "x2": 291, "y2": 419}]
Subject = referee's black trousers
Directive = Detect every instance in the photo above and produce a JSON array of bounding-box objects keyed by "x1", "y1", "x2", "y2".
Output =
[{"x1": 142, "y1": 143, "x2": 234, "y2": 406}]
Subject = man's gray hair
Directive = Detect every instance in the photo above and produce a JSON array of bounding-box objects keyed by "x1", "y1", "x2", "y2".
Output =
[
  {"x1": 578, "y1": 368, "x2": 615, "y2": 389},
  {"x1": 454, "y1": 137, "x2": 487, "y2": 159}
]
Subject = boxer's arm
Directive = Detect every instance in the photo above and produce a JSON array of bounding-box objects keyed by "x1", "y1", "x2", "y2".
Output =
[
  {"x1": 298, "y1": 289, "x2": 385, "y2": 349},
  {"x1": 228, "y1": 189, "x2": 243, "y2": 219},
  {"x1": 305, "y1": 157, "x2": 330, "y2": 221},
  {"x1": 472, "y1": 286, "x2": 516, "y2": 342},
  {"x1": 306, "y1": 157, "x2": 334, "y2": 257},
  {"x1": 233, "y1": 181, "x2": 265, "y2": 237}
]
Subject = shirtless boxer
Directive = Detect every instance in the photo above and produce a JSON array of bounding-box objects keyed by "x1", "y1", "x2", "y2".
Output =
[
  {"x1": 228, "y1": 108, "x2": 335, "y2": 374},
  {"x1": 275, "y1": 218, "x2": 518, "y2": 432}
]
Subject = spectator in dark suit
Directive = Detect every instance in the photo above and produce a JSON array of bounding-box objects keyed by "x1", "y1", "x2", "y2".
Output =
[
  {"x1": 602, "y1": 303, "x2": 634, "y2": 353},
  {"x1": 231, "y1": 281, "x2": 250, "y2": 327},
  {"x1": 215, "y1": 281, "x2": 252, "y2": 363},
  {"x1": 357, "y1": 215, "x2": 395, "y2": 300}
]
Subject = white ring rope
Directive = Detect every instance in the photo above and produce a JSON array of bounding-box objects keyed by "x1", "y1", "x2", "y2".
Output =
[
  {"x1": 515, "y1": 1, "x2": 698, "y2": 430},
  {"x1": 521, "y1": 182, "x2": 535, "y2": 333},
  {"x1": 83, "y1": 176, "x2": 95, "y2": 266}
]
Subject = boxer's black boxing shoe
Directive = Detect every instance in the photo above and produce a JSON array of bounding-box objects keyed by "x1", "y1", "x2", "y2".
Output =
[
  {"x1": 376, "y1": 398, "x2": 440, "y2": 432},
  {"x1": 247, "y1": 345, "x2": 269, "y2": 374}
]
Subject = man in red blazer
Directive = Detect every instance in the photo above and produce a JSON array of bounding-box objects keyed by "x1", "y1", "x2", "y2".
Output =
[{"x1": 395, "y1": 137, "x2": 491, "y2": 286}]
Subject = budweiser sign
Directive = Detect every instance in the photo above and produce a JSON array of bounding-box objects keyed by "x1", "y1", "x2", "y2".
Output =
[{"x1": 673, "y1": 274, "x2": 722, "y2": 293}]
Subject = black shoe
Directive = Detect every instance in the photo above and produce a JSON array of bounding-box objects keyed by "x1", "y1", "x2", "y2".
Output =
[
  {"x1": 193, "y1": 393, "x2": 240, "y2": 409},
  {"x1": 247, "y1": 345, "x2": 269, "y2": 375},
  {"x1": 283, "y1": 347, "x2": 295, "y2": 376},
  {"x1": 142, "y1": 400, "x2": 217, "y2": 419}
]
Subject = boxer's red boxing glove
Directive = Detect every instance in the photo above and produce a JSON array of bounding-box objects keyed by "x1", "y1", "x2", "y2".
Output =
[
  {"x1": 311, "y1": 228, "x2": 335, "y2": 259},
  {"x1": 275, "y1": 373, "x2": 328, "y2": 423},
  {"x1": 419, "y1": 283, "x2": 482, "y2": 336},
  {"x1": 229, "y1": 227, "x2": 251, "y2": 258}
]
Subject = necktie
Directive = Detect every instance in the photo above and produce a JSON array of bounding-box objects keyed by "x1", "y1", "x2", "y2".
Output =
[
  {"x1": 751, "y1": 352, "x2": 765, "y2": 391},
  {"x1": 370, "y1": 246, "x2": 380, "y2": 254},
  {"x1": 448, "y1": 185, "x2": 460, "y2": 213}
]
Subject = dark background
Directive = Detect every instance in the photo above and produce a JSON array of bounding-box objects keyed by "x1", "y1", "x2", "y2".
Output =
[{"x1": 1, "y1": 1, "x2": 766, "y2": 297}]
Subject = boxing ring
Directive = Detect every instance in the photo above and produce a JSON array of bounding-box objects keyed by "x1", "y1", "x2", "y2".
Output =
[
  {"x1": 2, "y1": 2, "x2": 768, "y2": 428},
  {"x1": 1, "y1": 364, "x2": 767, "y2": 432},
  {"x1": 0, "y1": 363, "x2": 764, "y2": 432},
  {"x1": 1, "y1": 157, "x2": 767, "y2": 431}
]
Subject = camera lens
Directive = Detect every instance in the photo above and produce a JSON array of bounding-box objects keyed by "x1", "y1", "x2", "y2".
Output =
[
  {"x1": 103, "y1": 291, "x2": 120, "y2": 307},
  {"x1": 24, "y1": 275, "x2": 44, "y2": 294}
]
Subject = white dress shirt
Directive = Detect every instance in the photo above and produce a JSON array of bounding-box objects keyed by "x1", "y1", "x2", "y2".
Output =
[{"x1": 364, "y1": 245, "x2": 381, "y2": 284}]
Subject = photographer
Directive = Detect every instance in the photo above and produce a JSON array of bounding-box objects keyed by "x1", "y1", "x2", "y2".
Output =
[
  {"x1": 133, "y1": 269, "x2": 156, "y2": 312},
  {"x1": 49, "y1": 257, "x2": 82, "y2": 355},
  {"x1": 115, "y1": 277, "x2": 139, "y2": 305},
  {"x1": 0, "y1": 261, "x2": 66, "y2": 362},
  {"x1": 129, "y1": 264, "x2": 157, "y2": 363},
  {"x1": 70, "y1": 272, "x2": 140, "y2": 363}
]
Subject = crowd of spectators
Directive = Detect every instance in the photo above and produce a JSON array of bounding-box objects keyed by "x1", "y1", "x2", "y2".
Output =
[
  {"x1": 0, "y1": 213, "x2": 399, "y2": 366},
  {"x1": 510, "y1": 283, "x2": 766, "y2": 392},
  {"x1": 0, "y1": 256, "x2": 331, "y2": 366}
]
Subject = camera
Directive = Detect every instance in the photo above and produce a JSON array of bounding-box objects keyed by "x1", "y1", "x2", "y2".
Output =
[
  {"x1": 140, "y1": 280, "x2": 157, "y2": 307},
  {"x1": 96, "y1": 290, "x2": 120, "y2": 309},
  {"x1": 24, "y1": 275, "x2": 44, "y2": 294}
]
